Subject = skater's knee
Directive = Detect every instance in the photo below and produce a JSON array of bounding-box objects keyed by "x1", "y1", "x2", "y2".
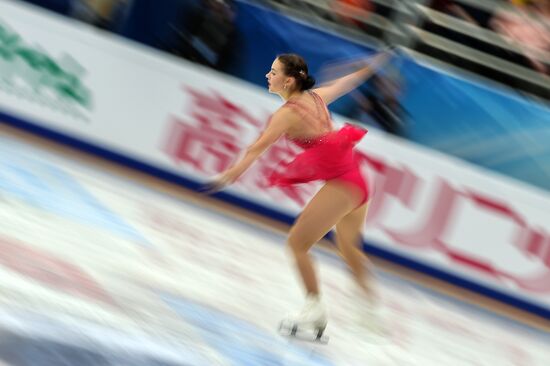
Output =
[
  {"x1": 287, "y1": 239, "x2": 303, "y2": 255},
  {"x1": 339, "y1": 242, "x2": 361, "y2": 258},
  {"x1": 287, "y1": 236, "x2": 310, "y2": 255}
]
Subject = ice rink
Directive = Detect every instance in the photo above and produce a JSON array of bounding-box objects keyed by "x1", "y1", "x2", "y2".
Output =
[{"x1": 0, "y1": 128, "x2": 548, "y2": 366}]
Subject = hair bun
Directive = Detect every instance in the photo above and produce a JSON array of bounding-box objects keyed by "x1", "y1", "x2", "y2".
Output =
[{"x1": 303, "y1": 75, "x2": 316, "y2": 90}]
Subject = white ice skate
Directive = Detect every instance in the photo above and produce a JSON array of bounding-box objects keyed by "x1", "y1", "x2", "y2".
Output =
[
  {"x1": 279, "y1": 294, "x2": 329, "y2": 344},
  {"x1": 353, "y1": 288, "x2": 387, "y2": 340}
]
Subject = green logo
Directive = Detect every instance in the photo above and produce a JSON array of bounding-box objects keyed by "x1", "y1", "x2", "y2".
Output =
[{"x1": 0, "y1": 19, "x2": 92, "y2": 121}]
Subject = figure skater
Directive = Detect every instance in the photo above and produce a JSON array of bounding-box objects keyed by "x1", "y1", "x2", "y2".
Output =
[{"x1": 208, "y1": 50, "x2": 392, "y2": 340}]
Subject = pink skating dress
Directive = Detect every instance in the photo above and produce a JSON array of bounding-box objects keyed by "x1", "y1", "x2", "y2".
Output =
[{"x1": 267, "y1": 91, "x2": 370, "y2": 205}]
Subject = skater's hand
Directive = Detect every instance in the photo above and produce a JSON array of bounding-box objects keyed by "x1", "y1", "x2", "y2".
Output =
[
  {"x1": 201, "y1": 169, "x2": 238, "y2": 194},
  {"x1": 369, "y1": 49, "x2": 393, "y2": 69}
]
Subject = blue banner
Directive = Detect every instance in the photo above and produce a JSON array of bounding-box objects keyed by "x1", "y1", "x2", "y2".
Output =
[{"x1": 400, "y1": 60, "x2": 550, "y2": 191}]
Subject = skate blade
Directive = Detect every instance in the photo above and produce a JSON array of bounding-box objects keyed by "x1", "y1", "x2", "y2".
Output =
[
  {"x1": 278, "y1": 322, "x2": 329, "y2": 344},
  {"x1": 352, "y1": 319, "x2": 389, "y2": 344}
]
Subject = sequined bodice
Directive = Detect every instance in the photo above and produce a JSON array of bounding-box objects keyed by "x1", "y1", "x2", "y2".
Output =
[{"x1": 289, "y1": 132, "x2": 332, "y2": 149}]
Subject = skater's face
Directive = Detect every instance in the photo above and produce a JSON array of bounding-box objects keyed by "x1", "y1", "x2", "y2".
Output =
[{"x1": 266, "y1": 58, "x2": 292, "y2": 94}]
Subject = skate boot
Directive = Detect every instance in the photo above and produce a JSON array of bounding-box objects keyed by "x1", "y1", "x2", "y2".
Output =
[
  {"x1": 279, "y1": 294, "x2": 329, "y2": 343},
  {"x1": 354, "y1": 285, "x2": 385, "y2": 338}
]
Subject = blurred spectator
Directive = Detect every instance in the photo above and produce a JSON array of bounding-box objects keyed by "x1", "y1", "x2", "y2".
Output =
[
  {"x1": 331, "y1": 0, "x2": 374, "y2": 27},
  {"x1": 20, "y1": 0, "x2": 129, "y2": 30},
  {"x1": 424, "y1": 0, "x2": 468, "y2": 48},
  {"x1": 114, "y1": 0, "x2": 192, "y2": 51},
  {"x1": 429, "y1": 0, "x2": 493, "y2": 28},
  {"x1": 173, "y1": 0, "x2": 236, "y2": 70},
  {"x1": 431, "y1": 0, "x2": 477, "y2": 25},
  {"x1": 490, "y1": 0, "x2": 550, "y2": 74},
  {"x1": 71, "y1": 0, "x2": 129, "y2": 30},
  {"x1": 348, "y1": 73, "x2": 407, "y2": 136},
  {"x1": 423, "y1": 0, "x2": 494, "y2": 52}
]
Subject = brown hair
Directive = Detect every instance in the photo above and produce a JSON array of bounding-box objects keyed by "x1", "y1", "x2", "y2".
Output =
[{"x1": 277, "y1": 53, "x2": 316, "y2": 91}]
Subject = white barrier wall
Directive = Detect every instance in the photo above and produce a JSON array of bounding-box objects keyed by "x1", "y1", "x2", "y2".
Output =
[{"x1": 1, "y1": 0, "x2": 550, "y2": 316}]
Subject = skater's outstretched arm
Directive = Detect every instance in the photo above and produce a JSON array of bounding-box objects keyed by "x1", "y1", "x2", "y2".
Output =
[
  {"x1": 314, "y1": 51, "x2": 392, "y2": 105},
  {"x1": 206, "y1": 108, "x2": 295, "y2": 191}
]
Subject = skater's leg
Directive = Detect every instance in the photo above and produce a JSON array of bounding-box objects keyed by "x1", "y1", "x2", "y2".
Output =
[
  {"x1": 335, "y1": 204, "x2": 384, "y2": 334},
  {"x1": 287, "y1": 180, "x2": 361, "y2": 295},
  {"x1": 281, "y1": 181, "x2": 361, "y2": 339},
  {"x1": 335, "y1": 203, "x2": 376, "y2": 297}
]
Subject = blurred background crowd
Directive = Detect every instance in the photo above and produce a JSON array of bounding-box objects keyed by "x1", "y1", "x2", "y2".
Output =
[
  {"x1": 16, "y1": 0, "x2": 550, "y2": 191},
  {"x1": 20, "y1": 0, "x2": 550, "y2": 93}
]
